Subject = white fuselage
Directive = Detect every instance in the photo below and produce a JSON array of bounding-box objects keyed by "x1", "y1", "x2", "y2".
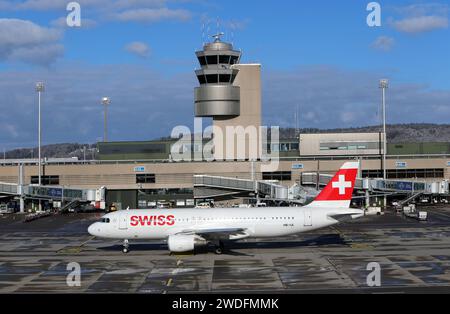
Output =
[{"x1": 88, "y1": 206, "x2": 354, "y2": 241}]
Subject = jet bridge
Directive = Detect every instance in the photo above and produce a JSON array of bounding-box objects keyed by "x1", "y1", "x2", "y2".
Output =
[
  {"x1": 193, "y1": 175, "x2": 288, "y2": 200},
  {"x1": 0, "y1": 181, "x2": 105, "y2": 212},
  {"x1": 300, "y1": 173, "x2": 437, "y2": 194},
  {"x1": 194, "y1": 173, "x2": 449, "y2": 205}
]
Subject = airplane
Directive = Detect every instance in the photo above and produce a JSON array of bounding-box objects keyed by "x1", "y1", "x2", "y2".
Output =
[{"x1": 88, "y1": 161, "x2": 364, "y2": 254}]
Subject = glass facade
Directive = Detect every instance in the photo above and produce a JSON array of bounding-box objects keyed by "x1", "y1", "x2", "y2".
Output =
[
  {"x1": 100, "y1": 143, "x2": 166, "y2": 155},
  {"x1": 320, "y1": 141, "x2": 380, "y2": 151},
  {"x1": 262, "y1": 171, "x2": 292, "y2": 181},
  {"x1": 136, "y1": 174, "x2": 156, "y2": 184},
  {"x1": 362, "y1": 169, "x2": 444, "y2": 179},
  {"x1": 31, "y1": 175, "x2": 59, "y2": 185}
]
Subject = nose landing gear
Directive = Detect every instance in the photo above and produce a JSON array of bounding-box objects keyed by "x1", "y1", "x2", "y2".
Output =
[{"x1": 122, "y1": 239, "x2": 129, "y2": 254}]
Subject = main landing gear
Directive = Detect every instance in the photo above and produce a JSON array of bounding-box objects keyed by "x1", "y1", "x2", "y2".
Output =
[
  {"x1": 214, "y1": 241, "x2": 225, "y2": 255},
  {"x1": 122, "y1": 239, "x2": 129, "y2": 254}
]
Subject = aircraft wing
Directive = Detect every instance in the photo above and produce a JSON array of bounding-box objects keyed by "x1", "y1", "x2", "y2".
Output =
[{"x1": 177, "y1": 227, "x2": 250, "y2": 241}]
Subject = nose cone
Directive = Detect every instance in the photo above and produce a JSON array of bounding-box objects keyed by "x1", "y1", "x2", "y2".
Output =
[{"x1": 88, "y1": 223, "x2": 100, "y2": 236}]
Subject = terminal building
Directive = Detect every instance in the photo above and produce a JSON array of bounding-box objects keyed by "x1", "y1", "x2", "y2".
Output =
[{"x1": 0, "y1": 35, "x2": 449, "y2": 210}]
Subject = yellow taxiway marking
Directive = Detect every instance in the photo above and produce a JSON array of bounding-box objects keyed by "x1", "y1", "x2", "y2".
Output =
[
  {"x1": 166, "y1": 278, "x2": 173, "y2": 287},
  {"x1": 350, "y1": 243, "x2": 374, "y2": 250},
  {"x1": 80, "y1": 236, "x2": 96, "y2": 247},
  {"x1": 57, "y1": 236, "x2": 96, "y2": 254}
]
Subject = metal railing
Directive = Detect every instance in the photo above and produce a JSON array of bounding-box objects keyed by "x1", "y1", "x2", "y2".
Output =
[{"x1": 1, "y1": 154, "x2": 449, "y2": 167}]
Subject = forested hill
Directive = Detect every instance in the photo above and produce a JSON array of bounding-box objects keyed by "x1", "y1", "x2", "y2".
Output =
[{"x1": 4, "y1": 124, "x2": 450, "y2": 159}]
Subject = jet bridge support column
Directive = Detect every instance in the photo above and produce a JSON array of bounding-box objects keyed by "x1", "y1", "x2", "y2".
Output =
[{"x1": 365, "y1": 190, "x2": 370, "y2": 210}]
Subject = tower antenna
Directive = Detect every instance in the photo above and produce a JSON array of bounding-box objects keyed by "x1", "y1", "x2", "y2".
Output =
[{"x1": 212, "y1": 32, "x2": 225, "y2": 42}]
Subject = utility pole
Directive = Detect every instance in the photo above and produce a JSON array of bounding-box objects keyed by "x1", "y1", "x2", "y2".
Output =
[
  {"x1": 36, "y1": 82, "x2": 45, "y2": 186},
  {"x1": 101, "y1": 97, "x2": 111, "y2": 142},
  {"x1": 35, "y1": 82, "x2": 45, "y2": 212},
  {"x1": 380, "y1": 79, "x2": 388, "y2": 209}
]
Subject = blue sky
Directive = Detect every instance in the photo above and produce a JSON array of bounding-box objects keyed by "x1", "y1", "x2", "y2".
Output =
[{"x1": 0, "y1": 0, "x2": 449, "y2": 149}]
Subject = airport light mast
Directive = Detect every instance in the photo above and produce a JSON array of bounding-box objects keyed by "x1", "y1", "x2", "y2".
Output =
[
  {"x1": 101, "y1": 97, "x2": 111, "y2": 142},
  {"x1": 35, "y1": 82, "x2": 45, "y2": 186},
  {"x1": 380, "y1": 79, "x2": 388, "y2": 208}
]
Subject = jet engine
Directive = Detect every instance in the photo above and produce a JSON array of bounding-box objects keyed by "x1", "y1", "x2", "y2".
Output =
[{"x1": 167, "y1": 234, "x2": 205, "y2": 253}]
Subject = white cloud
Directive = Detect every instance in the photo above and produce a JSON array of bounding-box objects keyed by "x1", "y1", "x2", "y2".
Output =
[
  {"x1": 0, "y1": 63, "x2": 450, "y2": 149},
  {"x1": 262, "y1": 66, "x2": 450, "y2": 129},
  {"x1": 394, "y1": 3, "x2": 449, "y2": 17},
  {"x1": 340, "y1": 111, "x2": 357, "y2": 123},
  {"x1": 0, "y1": 18, "x2": 63, "y2": 65},
  {"x1": 0, "y1": 0, "x2": 192, "y2": 25},
  {"x1": 50, "y1": 16, "x2": 97, "y2": 29},
  {"x1": 392, "y1": 15, "x2": 448, "y2": 33},
  {"x1": 8, "y1": 44, "x2": 64, "y2": 65},
  {"x1": 112, "y1": 7, "x2": 191, "y2": 23},
  {"x1": 371, "y1": 36, "x2": 395, "y2": 51},
  {"x1": 0, "y1": 63, "x2": 194, "y2": 148},
  {"x1": 0, "y1": 0, "x2": 167, "y2": 11},
  {"x1": 390, "y1": 3, "x2": 449, "y2": 34},
  {"x1": 125, "y1": 41, "x2": 151, "y2": 58}
]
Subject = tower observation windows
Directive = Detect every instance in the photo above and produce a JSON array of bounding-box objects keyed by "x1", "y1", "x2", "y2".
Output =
[
  {"x1": 219, "y1": 74, "x2": 231, "y2": 83},
  {"x1": 198, "y1": 56, "x2": 207, "y2": 66},
  {"x1": 200, "y1": 55, "x2": 239, "y2": 66},
  {"x1": 206, "y1": 55, "x2": 218, "y2": 65},
  {"x1": 219, "y1": 55, "x2": 231, "y2": 64},
  {"x1": 206, "y1": 74, "x2": 218, "y2": 84},
  {"x1": 197, "y1": 75, "x2": 206, "y2": 84}
]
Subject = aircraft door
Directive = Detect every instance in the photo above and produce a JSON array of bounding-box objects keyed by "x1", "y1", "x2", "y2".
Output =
[
  {"x1": 119, "y1": 212, "x2": 129, "y2": 230},
  {"x1": 304, "y1": 210, "x2": 312, "y2": 227}
]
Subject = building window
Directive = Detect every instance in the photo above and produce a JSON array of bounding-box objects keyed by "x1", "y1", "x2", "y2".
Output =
[
  {"x1": 136, "y1": 174, "x2": 156, "y2": 184},
  {"x1": 219, "y1": 55, "x2": 231, "y2": 64},
  {"x1": 219, "y1": 74, "x2": 231, "y2": 83},
  {"x1": 198, "y1": 56, "x2": 207, "y2": 66},
  {"x1": 197, "y1": 75, "x2": 206, "y2": 84},
  {"x1": 266, "y1": 142, "x2": 300, "y2": 153},
  {"x1": 362, "y1": 169, "x2": 444, "y2": 179},
  {"x1": 206, "y1": 74, "x2": 218, "y2": 84},
  {"x1": 263, "y1": 171, "x2": 292, "y2": 181},
  {"x1": 230, "y1": 56, "x2": 239, "y2": 65},
  {"x1": 206, "y1": 55, "x2": 218, "y2": 65},
  {"x1": 320, "y1": 142, "x2": 379, "y2": 151},
  {"x1": 31, "y1": 175, "x2": 59, "y2": 185}
]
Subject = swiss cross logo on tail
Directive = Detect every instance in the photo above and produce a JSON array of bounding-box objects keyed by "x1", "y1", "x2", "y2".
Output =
[
  {"x1": 311, "y1": 162, "x2": 359, "y2": 207},
  {"x1": 332, "y1": 175, "x2": 353, "y2": 195}
]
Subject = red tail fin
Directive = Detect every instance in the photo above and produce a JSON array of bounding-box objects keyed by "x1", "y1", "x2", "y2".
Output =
[{"x1": 307, "y1": 161, "x2": 359, "y2": 208}]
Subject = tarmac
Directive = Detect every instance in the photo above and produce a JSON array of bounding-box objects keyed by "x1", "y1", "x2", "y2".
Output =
[{"x1": 1, "y1": 205, "x2": 450, "y2": 294}]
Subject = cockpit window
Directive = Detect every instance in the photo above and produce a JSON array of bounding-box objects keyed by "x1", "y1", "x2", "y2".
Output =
[{"x1": 101, "y1": 218, "x2": 110, "y2": 223}]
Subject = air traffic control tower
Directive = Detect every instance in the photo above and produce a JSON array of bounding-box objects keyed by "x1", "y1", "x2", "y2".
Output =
[{"x1": 194, "y1": 34, "x2": 262, "y2": 160}]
